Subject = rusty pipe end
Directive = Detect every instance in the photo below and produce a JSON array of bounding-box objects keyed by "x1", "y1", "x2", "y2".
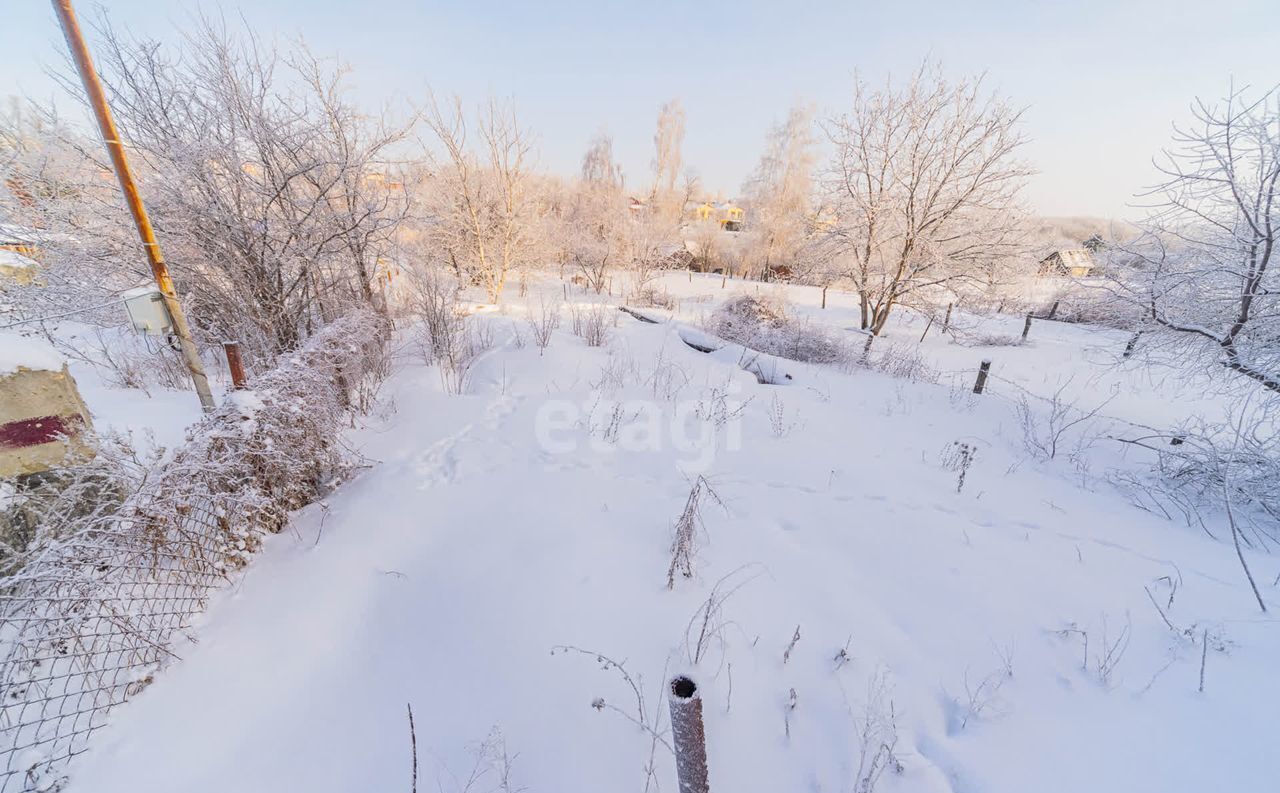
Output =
[{"x1": 671, "y1": 675, "x2": 698, "y2": 700}]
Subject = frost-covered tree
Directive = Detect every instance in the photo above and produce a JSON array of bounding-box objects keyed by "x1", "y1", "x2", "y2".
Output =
[
  {"x1": 564, "y1": 133, "x2": 628, "y2": 293},
  {"x1": 420, "y1": 95, "x2": 538, "y2": 303},
  {"x1": 1112, "y1": 84, "x2": 1280, "y2": 393},
  {"x1": 820, "y1": 62, "x2": 1031, "y2": 333},
  {"x1": 688, "y1": 217, "x2": 723, "y2": 273},
  {"x1": 742, "y1": 104, "x2": 816, "y2": 280},
  {"x1": 627, "y1": 210, "x2": 683, "y2": 293},
  {"x1": 39, "y1": 14, "x2": 411, "y2": 360},
  {"x1": 581, "y1": 130, "x2": 623, "y2": 188},
  {"x1": 650, "y1": 99, "x2": 687, "y2": 221}
]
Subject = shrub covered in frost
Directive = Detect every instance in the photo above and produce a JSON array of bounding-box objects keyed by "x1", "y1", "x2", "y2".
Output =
[{"x1": 707, "y1": 295, "x2": 850, "y2": 365}]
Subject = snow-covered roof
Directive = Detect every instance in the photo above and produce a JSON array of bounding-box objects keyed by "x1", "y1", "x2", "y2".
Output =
[
  {"x1": 0, "y1": 332, "x2": 65, "y2": 375},
  {"x1": 0, "y1": 222, "x2": 73, "y2": 246},
  {"x1": 0, "y1": 250, "x2": 38, "y2": 270},
  {"x1": 1041, "y1": 249, "x2": 1094, "y2": 267}
]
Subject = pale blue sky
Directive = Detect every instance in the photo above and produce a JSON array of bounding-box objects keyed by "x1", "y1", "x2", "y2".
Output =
[{"x1": 5, "y1": 0, "x2": 1279, "y2": 218}]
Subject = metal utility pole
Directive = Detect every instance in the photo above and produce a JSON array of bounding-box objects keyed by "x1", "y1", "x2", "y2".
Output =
[{"x1": 52, "y1": 0, "x2": 217, "y2": 413}]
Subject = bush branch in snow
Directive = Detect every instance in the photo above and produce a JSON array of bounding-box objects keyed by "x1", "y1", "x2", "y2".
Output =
[
  {"x1": 550, "y1": 646, "x2": 673, "y2": 792},
  {"x1": 1015, "y1": 378, "x2": 1118, "y2": 461},
  {"x1": 846, "y1": 669, "x2": 904, "y2": 793}
]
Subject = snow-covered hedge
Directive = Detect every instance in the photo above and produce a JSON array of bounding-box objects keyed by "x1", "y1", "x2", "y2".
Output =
[{"x1": 0, "y1": 310, "x2": 389, "y2": 792}]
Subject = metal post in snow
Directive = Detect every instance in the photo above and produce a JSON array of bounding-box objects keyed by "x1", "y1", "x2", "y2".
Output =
[
  {"x1": 973, "y1": 360, "x2": 992, "y2": 394},
  {"x1": 1021, "y1": 313, "x2": 1034, "y2": 341},
  {"x1": 222, "y1": 341, "x2": 247, "y2": 389},
  {"x1": 669, "y1": 676, "x2": 710, "y2": 793}
]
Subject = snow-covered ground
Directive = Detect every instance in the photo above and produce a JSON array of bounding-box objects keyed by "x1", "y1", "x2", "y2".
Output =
[{"x1": 65, "y1": 276, "x2": 1277, "y2": 793}]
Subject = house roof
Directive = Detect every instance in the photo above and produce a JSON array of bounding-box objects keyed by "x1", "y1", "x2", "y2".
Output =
[
  {"x1": 1040, "y1": 249, "x2": 1094, "y2": 268},
  {"x1": 0, "y1": 250, "x2": 38, "y2": 270}
]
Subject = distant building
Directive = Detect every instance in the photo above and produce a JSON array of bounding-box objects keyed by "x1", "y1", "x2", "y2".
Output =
[
  {"x1": 688, "y1": 200, "x2": 744, "y2": 231},
  {"x1": 716, "y1": 201, "x2": 745, "y2": 231},
  {"x1": 0, "y1": 250, "x2": 39, "y2": 285},
  {"x1": 0, "y1": 223, "x2": 43, "y2": 259},
  {"x1": 1038, "y1": 249, "x2": 1095, "y2": 277}
]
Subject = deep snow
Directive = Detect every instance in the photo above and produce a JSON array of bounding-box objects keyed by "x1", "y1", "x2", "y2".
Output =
[{"x1": 64, "y1": 276, "x2": 1279, "y2": 793}]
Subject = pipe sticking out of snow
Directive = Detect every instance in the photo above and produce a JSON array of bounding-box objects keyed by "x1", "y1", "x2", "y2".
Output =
[{"x1": 669, "y1": 676, "x2": 710, "y2": 793}]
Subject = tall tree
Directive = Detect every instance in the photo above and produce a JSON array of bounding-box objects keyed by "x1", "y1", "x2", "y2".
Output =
[
  {"x1": 820, "y1": 62, "x2": 1031, "y2": 333},
  {"x1": 650, "y1": 99, "x2": 686, "y2": 221},
  {"x1": 420, "y1": 95, "x2": 537, "y2": 304},
  {"x1": 566, "y1": 132, "x2": 627, "y2": 293},
  {"x1": 582, "y1": 130, "x2": 623, "y2": 187},
  {"x1": 742, "y1": 104, "x2": 816, "y2": 280}
]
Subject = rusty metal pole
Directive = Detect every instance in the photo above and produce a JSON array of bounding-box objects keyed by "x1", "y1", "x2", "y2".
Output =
[
  {"x1": 669, "y1": 676, "x2": 710, "y2": 793},
  {"x1": 973, "y1": 359, "x2": 992, "y2": 394},
  {"x1": 222, "y1": 341, "x2": 247, "y2": 390},
  {"x1": 52, "y1": 0, "x2": 216, "y2": 413}
]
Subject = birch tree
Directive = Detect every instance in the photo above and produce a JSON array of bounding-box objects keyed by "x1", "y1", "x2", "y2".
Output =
[
  {"x1": 742, "y1": 104, "x2": 817, "y2": 280},
  {"x1": 820, "y1": 63, "x2": 1031, "y2": 333},
  {"x1": 651, "y1": 99, "x2": 687, "y2": 222}
]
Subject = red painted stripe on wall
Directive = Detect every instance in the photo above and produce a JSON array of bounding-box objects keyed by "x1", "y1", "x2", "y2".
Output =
[{"x1": 0, "y1": 414, "x2": 81, "y2": 449}]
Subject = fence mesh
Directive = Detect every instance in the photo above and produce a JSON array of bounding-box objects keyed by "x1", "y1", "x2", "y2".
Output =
[{"x1": 0, "y1": 311, "x2": 388, "y2": 792}]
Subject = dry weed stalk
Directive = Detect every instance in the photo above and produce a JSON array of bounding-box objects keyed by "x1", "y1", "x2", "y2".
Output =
[{"x1": 666, "y1": 476, "x2": 724, "y2": 589}]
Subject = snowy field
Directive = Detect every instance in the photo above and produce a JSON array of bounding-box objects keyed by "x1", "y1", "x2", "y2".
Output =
[{"x1": 64, "y1": 276, "x2": 1277, "y2": 793}]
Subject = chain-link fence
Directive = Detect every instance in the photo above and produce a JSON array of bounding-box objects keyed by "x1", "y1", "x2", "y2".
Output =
[{"x1": 0, "y1": 311, "x2": 388, "y2": 792}]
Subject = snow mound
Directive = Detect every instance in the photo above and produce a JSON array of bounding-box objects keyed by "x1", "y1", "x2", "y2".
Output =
[{"x1": 0, "y1": 332, "x2": 66, "y2": 375}]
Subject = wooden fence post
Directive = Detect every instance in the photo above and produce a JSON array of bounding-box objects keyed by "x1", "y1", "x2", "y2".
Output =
[
  {"x1": 973, "y1": 360, "x2": 991, "y2": 394},
  {"x1": 1021, "y1": 313, "x2": 1033, "y2": 341},
  {"x1": 919, "y1": 315, "x2": 935, "y2": 343},
  {"x1": 1123, "y1": 331, "x2": 1141, "y2": 359}
]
